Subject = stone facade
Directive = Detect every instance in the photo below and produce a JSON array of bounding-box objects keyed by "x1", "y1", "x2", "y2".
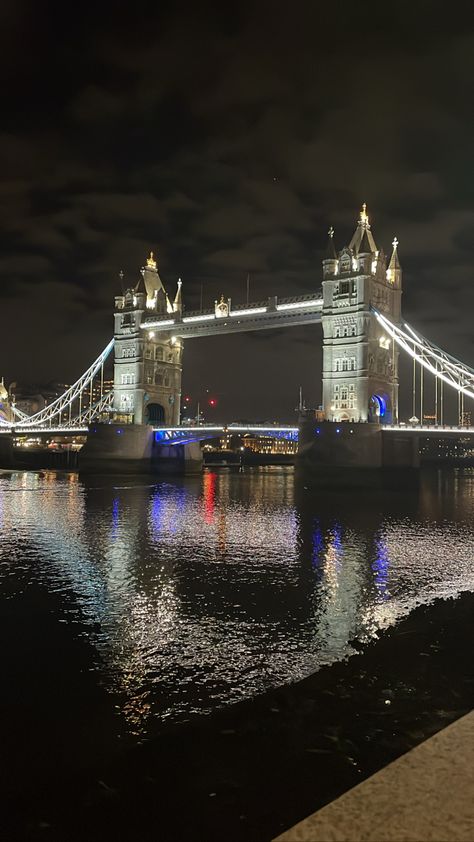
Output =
[
  {"x1": 321, "y1": 207, "x2": 402, "y2": 424},
  {"x1": 113, "y1": 254, "x2": 183, "y2": 426}
]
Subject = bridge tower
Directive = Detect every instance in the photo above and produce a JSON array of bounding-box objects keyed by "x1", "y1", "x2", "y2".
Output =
[
  {"x1": 321, "y1": 206, "x2": 402, "y2": 424},
  {"x1": 113, "y1": 253, "x2": 183, "y2": 425}
]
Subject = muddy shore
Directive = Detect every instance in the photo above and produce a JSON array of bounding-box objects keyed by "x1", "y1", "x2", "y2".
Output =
[{"x1": 5, "y1": 591, "x2": 474, "y2": 842}]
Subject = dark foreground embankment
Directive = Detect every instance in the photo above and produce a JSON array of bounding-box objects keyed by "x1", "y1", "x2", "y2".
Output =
[{"x1": 5, "y1": 592, "x2": 474, "y2": 842}]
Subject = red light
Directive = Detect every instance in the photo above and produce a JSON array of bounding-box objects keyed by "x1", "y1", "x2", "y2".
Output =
[
  {"x1": 185, "y1": 395, "x2": 191, "y2": 402},
  {"x1": 208, "y1": 398, "x2": 217, "y2": 407}
]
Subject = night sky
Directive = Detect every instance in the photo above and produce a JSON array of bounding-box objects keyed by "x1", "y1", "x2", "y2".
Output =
[{"x1": 1, "y1": 1, "x2": 473, "y2": 421}]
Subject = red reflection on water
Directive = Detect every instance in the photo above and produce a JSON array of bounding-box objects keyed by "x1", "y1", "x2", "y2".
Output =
[{"x1": 203, "y1": 471, "x2": 217, "y2": 524}]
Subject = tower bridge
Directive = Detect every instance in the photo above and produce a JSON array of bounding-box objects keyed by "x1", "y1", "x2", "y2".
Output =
[{"x1": 1, "y1": 204, "x2": 473, "y2": 476}]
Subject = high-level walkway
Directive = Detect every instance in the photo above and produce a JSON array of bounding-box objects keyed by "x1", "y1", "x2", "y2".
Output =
[{"x1": 143, "y1": 293, "x2": 323, "y2": 338}]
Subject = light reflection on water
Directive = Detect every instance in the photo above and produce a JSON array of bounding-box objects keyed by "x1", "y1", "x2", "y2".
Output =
[{"x1": 0, "y1": 466, "x2": 474, "y2": 741}]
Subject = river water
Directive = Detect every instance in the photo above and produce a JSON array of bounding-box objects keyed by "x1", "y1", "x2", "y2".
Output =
[{"x1": 1, "y1": 466, "x2": 473, "y2": 766}]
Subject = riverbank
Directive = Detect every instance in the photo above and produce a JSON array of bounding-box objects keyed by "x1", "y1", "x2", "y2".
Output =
[{"x1": 6, "y1": 590, "x2": 473, "y2": 842}]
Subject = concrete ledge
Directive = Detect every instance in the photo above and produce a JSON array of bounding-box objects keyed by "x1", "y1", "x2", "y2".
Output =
[{"x1": 274, "y1": 710, "x2": 474, "y2": 841}]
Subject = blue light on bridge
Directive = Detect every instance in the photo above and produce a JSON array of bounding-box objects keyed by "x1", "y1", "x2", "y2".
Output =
[{"x1": 372, "y1": 394, "x2": 386, "y2": 418}]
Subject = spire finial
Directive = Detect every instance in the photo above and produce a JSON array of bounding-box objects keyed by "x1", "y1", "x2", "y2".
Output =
[
  {"x1": 146, "y1": 251, "x2": 157, "y2": 270},
  {"x1": 328, "y1": 225, "x2": 334, "y2": 238},
  {"x1": 392, "y1": 236, "x2": 398, "y2": 250},
  {"x1": 360, "y1": 203, "x2": 369, "y2": 226}
]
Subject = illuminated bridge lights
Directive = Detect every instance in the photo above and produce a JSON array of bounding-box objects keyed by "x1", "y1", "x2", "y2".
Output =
[
  {"x1": 230, "y1": 307, "x2": 267, "y2": 317},
  {"x1": 153, "y1": 424, "x2": 299, "y2": 445},
  {"x1": 373, "y1": 308, "x2": 474, "y2": 402},
  {"x1": 0, "y1": 426, "x2": 89, "y2": 435},
  {"x1": 182, "y1": 314, "x2": 215, "y2": 323}
]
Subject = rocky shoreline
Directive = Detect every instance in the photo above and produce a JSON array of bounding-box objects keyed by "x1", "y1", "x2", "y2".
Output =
[{"x1": 6, "y1": 591, "x2": 474, "y2": 841}]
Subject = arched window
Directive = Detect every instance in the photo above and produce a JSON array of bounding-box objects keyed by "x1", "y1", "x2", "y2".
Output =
[{"x1": 155, "y1": 347, "x2": 163, "y2": 361}]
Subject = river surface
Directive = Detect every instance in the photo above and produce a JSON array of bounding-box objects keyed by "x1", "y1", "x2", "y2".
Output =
[{"x1": 1, "y1": 467, "x2": 474, "y2": 765}]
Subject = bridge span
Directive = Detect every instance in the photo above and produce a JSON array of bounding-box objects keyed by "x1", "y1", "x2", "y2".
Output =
[{"x1": 143, "y1": 292, "x2": 323, "y2": 338}]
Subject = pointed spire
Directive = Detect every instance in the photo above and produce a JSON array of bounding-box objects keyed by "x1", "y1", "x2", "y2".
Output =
[
  {"x1": 173, "y1": 277, "x2": 182, "y2": 313},
  {"x1": 142, "y1": 249, "x2": 167, "y2": 305},
  {"x1": 325, "y1": 226, "x2": 337, "y2": 259},
  {"x1": 349, "y1": 203, "x2": 377, "y2": 254},
  {"x1": 146, "y1": 250, "x2": 157, "y2": 271},
  {"x1": 389, "y1": 236, "x2": 400, "y2": 268},
  {"x1": 386, "y1": 236, "x2": 401, "y2": 283}
]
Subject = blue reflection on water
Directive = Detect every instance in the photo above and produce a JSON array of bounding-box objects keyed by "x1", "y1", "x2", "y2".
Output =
[
  {"x1": 372, "y1": 534, "x2": 391, "y2": 601},
  {"x1": 311, "y1": 521, "x2": 324, "y2": 570}
]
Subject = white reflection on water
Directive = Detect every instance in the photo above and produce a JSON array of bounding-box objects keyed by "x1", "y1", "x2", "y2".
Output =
[{"x1": 0, "y1": 467, "x2": 474, "y2": 739}]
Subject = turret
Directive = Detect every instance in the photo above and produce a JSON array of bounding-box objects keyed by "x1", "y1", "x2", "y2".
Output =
[
  {"x1": 322, "y1": 226, "x2": 338, "y2": 278},
  {"x1": 173, "y1": 278, "x2": 183, "y2": 314},
  {"x1": 386, "y1": 237, "x2": 402, "y2": 287}
]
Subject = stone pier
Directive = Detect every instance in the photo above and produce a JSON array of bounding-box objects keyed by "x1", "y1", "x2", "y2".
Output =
[
  {"x1": 297, "y1": 419, "x2": 419, "y2": 485},
  {"x1": 79, "y1": 423, "x2": 202, "y2": 474}
]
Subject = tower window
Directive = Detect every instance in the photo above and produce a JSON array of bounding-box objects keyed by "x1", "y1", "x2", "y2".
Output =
[{"x1": 120, "y1": 373, "x2": 135, "y2": 385}]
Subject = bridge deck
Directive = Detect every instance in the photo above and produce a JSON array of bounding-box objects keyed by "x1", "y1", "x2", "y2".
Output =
[{"x1": 2, "y1": 423, "x2": 474, "y2": 439}]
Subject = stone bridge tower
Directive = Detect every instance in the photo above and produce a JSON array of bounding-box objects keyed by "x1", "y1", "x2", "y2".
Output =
[
  {"x1": 321, "y1": 205, "x2": 402, "y2": 424},
  {"x1": 113, "y1": 253, "x2": 183, "y2": 425}
]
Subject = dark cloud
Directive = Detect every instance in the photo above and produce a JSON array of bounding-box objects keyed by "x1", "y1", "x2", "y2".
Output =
[{"x1": 0, "y1": 0, "x2": 473, "y2": 420}]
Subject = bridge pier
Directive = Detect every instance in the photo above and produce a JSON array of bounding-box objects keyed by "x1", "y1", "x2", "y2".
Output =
[
  {"x1": 0, "y1": 434, "x2": 14, "y2": 468},
  {"x1": 79, "y1": 424, "x2": 202, "y2": 475},
  {"x1": 297, "y1": 419, "x2": 419, "y2": 486}
]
